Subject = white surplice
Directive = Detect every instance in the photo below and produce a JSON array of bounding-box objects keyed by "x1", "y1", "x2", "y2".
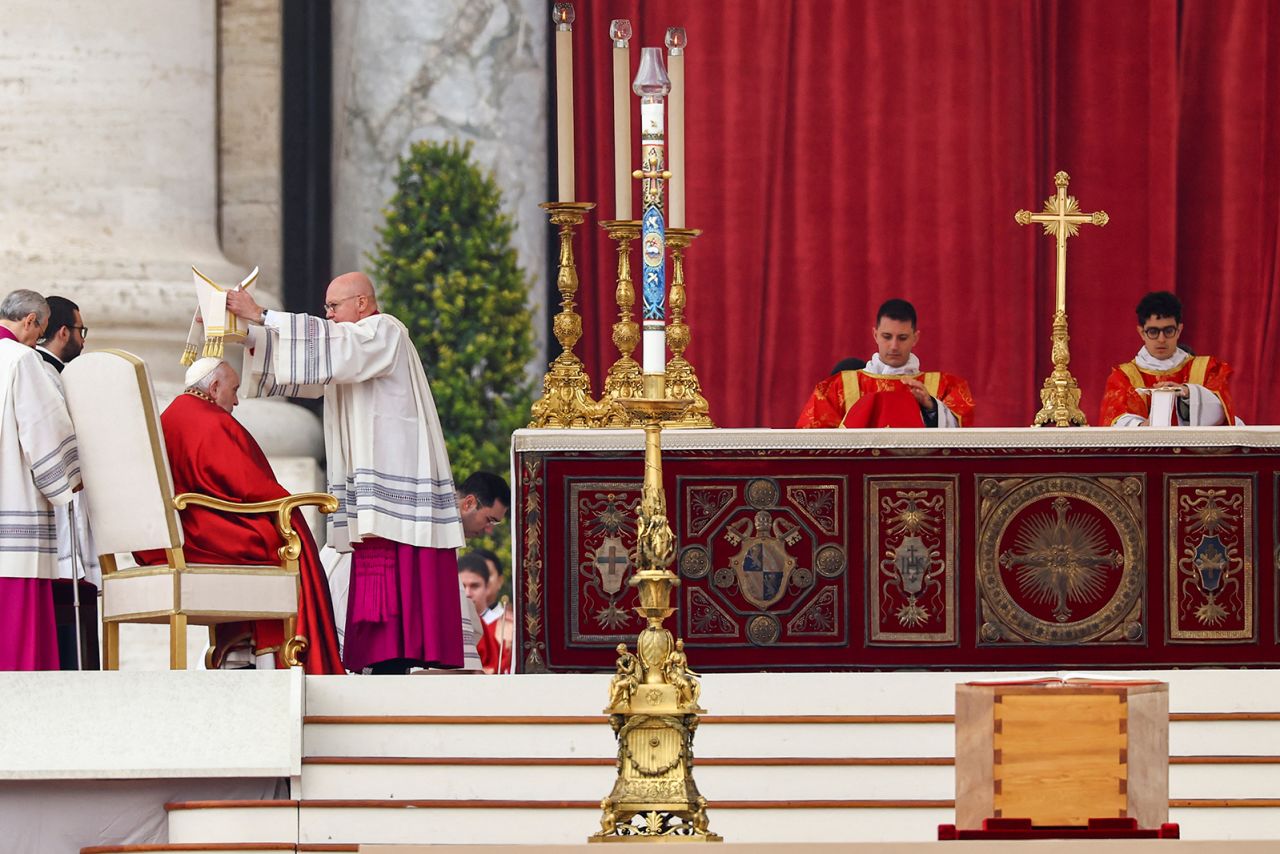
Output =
[
  {"x1": 243, "y1": 311, "x2": 464, "y2": 553},
  {"x1": 0, "y1": 339, "x2": 82, "y2": 580},
  {"x1": 1111, "y1": 347, "x2": 1227, "y2": 428},
  {"x1": 864, "y1": 353, "x2": 961, "y2": 428},
  {"x1": 39, "y1": 357, "x2": 101, "y2": 587}
]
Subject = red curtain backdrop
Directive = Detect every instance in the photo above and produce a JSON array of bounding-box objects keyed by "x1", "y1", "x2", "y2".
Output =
[{"x1": 555, "y1": 0, "x2": 1280, "y2": 428}]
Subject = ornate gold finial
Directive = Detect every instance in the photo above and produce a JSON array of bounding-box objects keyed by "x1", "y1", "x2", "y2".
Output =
[
  {"x1": 1015, "y1": 171, "x2": 1108, "y2": 427},
  {"x1": 589, "y1": 392, "x2": 721, "y2": 843},
  {"x1": 529, "y1": 202, "x2": 608, "y2": 428}
]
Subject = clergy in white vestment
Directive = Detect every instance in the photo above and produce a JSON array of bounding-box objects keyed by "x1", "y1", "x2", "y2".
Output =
[
  {"x1": 227, "y1": 273, "x2": 465, "y2": 675},
  {"x1": 0, "y1": 290, "x2": 83, "y2": 671},
  {"x1": 35, "y1": 295, "x2": 101, "y2": 670}
]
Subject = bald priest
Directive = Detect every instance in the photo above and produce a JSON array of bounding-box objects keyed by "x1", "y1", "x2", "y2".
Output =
[{"x1": 135, "y1": 358, "x2": 343, "y2": 673}]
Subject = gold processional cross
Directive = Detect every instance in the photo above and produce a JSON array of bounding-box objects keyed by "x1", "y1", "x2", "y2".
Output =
[{"x1": 1016, "y1": 171, "x2": 1109, "y2": 427}]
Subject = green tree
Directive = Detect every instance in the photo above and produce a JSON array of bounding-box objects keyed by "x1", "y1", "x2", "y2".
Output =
[{"x1": 370, "y1": 139, "x2": 535, "y2": 563}]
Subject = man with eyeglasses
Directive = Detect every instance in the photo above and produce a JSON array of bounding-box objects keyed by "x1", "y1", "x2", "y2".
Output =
[
  {"x1": 1099, "y1": 290, "x2": 1234, "y2": 427},
  {"x1": 35, "y1": 295, "x2": 87, "y2": 376},
  {"x1": 34, "y1": 295, "x2": 100, "y2": 668},
  {"x1": 225, "y1": 272, "x2": 465, "y2": 675}
]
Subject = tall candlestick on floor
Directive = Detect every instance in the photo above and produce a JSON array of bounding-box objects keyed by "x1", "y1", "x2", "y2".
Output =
[
  {"x1": 553, "y1": 3, "x2": 576, "y2": 202},
  {"x1": 632, "y1": 47, "x2": 673, "y2": 400},
  {"x1": 610, "y1": 19, "x2": 633, "y2": 221},
  {"x1": 665, "y1": 27, "x2": 687, "y2": 229}
]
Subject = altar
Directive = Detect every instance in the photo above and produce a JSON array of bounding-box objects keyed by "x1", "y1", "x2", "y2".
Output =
[{"x1": 512, "y1": 426, "x2": 1279, "y2": 673}]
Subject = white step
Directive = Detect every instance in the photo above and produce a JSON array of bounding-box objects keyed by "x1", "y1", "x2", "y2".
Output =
[
  {"x1": 165, "y1": 800, "x2": 1280, "y2": 845},
  {"x1": 292, "y1": 756, "x2": 1279, "y2": 802},
  {"x1": 303, "y1": 715, "x2": 1277, "y2": 761},
  {"x1": 302, "y1": 670, "x2": 1280, "y2": 716},
  {"x1": 301, "y1": 718, "x2": 961, "y2": 759},
  {"x1": 295, "y1": 758, "x2": 957, "y2": 801},
  {"x1": 166, "y1": 803, "x2": 297, "y2": 844}
]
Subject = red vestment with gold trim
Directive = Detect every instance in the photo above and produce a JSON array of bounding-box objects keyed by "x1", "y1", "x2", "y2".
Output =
[
  {"x1": 136, "y1": 393, "x2": 344, "y2": 673},
  {"x1": 1099, "y1": 354, "x2": 1234, "y2": 426},
  {"x1": 796, "y1": 370, "x2": 976, "y2": 428}
]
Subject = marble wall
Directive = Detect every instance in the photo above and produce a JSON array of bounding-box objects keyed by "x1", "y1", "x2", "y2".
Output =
[{"x1": 331, "y1": 0, "x2": 550, "y2": 355}]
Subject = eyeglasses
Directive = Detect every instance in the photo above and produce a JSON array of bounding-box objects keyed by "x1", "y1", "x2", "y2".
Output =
[
  {"x1": 73, "y1": 326, "x2": 88, "y2": 340},
  {"x1": 1142, "y1": 324, "x2": 1180, "y2": 340},
  {"x1": 323, "y1": 295, "x2": 362, "y2": 313}
]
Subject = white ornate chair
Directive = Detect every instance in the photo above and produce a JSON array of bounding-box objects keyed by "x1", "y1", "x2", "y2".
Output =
[{"x1": 62, "y1": 350, "x2": 336, "y2": 670}]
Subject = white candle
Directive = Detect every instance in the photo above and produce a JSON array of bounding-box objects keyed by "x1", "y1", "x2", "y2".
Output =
[
  {"x1": 610, "y1": 20, "x2": 633, "y2": 220},
  {"x1": 553, "y1": 4, "x2": 576, "y2": 202},
  {"x1": 665, "y1": 27, "x2": 687, "y2": 228}
]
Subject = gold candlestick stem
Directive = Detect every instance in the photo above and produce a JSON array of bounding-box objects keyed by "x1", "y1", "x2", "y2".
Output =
[
  {"x1": 530, "y1": 201, "x2": 606, "y2": 428},
  {"x1": 590, "y1": 393, "x2": 720, "y2": 843},
  {"x1": 663, "y1": 228, "x2": 713, "y2": 427},
  {"x1": 599, "y1": 219, "x2": 644, "y2": 426}
]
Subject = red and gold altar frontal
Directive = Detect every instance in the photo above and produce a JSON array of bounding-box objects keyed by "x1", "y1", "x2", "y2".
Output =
[{"x1": 513, "y1": 426, "x2": 1280, "y2": 672}]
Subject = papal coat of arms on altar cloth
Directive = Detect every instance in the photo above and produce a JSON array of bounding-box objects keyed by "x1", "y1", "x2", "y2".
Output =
[
  {"x1": 727, "y1": 511, "x2": 799, "y2": 610},
  {"x1": 566, "y1": 476, "x2": 850, "y2": 654}
]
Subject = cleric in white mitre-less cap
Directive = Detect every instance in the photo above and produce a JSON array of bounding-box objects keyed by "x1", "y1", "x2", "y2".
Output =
[
  {"x1": 0, "y1": 289, "x2": 83, "y2": 671},
  {"x1": 225, "y1": 274, "x2": 465, "y2": 676}
]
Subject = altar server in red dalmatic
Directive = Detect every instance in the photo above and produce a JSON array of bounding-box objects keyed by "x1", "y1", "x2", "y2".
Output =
[
  {"x1": 1099, "y1": 290, "x2": 1235, "y2": 427},
  {"x1": 135, "y1": 358, "x2": 343, "y2": 673},
  {"x1": 796, "y1": 298, "x2": 975, "y2": 429}
]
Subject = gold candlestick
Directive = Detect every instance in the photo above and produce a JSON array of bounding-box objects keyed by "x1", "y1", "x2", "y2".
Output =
[
  {"x1": 1016, "y1": 171, "x2": 1108, "y2": 428},
  {"x1": 599, "y1": 219, "x2": 645, "y2": 426},
  {"x1": 589, "y1": 387, "x2": 720, "y2": 843},
  {"x1": 663, "y1": 227, "x2": 713, "y2": 427},
  {"x1": 530, "y1": 201, "x2": 606, "y2": 428}
]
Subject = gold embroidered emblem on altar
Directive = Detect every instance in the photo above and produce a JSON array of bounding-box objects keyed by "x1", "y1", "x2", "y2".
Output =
[
  {"x1": 867, "y1": 478, "x2": 958, "y2": 644},
  {"x1": 977, "y1": 475, "x2": 1146, "y2": 646},
  {"x1": 1167, "y1": 477, "x2": 1254, "y2": 641}
]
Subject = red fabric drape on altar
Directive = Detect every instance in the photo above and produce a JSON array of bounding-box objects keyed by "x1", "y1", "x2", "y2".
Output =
[{"x1": 558, "y1": 0, "x2": 1280, "y2": 428}]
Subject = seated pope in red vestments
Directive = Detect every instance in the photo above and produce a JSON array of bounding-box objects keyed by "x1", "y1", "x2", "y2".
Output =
[
  {"x1": 796, "y1": 298, "x2": 975, "y2": 429},
  {"x1": 136, "y1": 358, "x2": 344, "y2": 673},
  {"x1": 1099, "y1": 291, "x2": 1235, "y2": 427}
]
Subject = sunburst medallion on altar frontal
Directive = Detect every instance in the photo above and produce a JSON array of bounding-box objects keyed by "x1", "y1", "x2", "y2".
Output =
[{"x1": 977, "y1": 475, "x2": 1145, "y2": 646}]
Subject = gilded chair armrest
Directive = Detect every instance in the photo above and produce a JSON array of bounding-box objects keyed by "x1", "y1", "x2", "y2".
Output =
[{"x1": 173, "y1": 492, "x2": 339, "y2": 565}]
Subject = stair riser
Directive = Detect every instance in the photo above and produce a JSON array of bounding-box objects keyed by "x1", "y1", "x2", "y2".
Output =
[
  {"x1": 303, "y1": 720, "x2": 1275, "y2": 760},
  {"x1": 291, "y1": 761, "x2": 1279, "y2": 802},
  {"x1": 167, "y1": 807, "x2": 297, "y2": 844},
  {"x1": 295, "y1": 763, "x2": 958, "y2": 801},
  {"x1": 167, "y1": 804, "x2": 1280, "y2": 845},
  {"x1": 303, "y1": 723, "x2": 957, "y2": 759},
  {"x1": 300, "y1": 672, "x2": 1280, "y2": 718}
]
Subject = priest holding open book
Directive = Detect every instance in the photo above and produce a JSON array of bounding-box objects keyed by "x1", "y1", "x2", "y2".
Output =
[
  {"x1": 795, "y1": 298, "x2": 975, "y2": 429},
  {"x1": 1099, "y1": 291, "x2": 1235, "y2": 427}
]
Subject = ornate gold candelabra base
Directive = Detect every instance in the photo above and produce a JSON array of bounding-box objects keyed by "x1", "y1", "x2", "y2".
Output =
[
  {"x1": 663, "y1": 228, "x2": 713, "y2": 428},
  {"x1": 599, "y1": 220, "x2": 645, "y2": 427},
  {"x1": 589, "y1": 392, "x2": 721, "y2": 844},
  {"x1": 530, "y1": 201, "x2": 608, "y2": 428},
  {"x1": 1032, "y1": 309, "x2": 1088, "y2": 427}
]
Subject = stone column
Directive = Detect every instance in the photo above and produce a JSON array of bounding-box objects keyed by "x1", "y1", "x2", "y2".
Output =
[
  {"x1": 0, "y1": 0, "x2": 262, "y2": 389},
  {"x1": 331, "y1": 0, "x2": 549, "y2": 354}
]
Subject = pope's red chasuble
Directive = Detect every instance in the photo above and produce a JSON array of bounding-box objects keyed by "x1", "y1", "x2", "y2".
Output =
[
  {"x1": 136, "y1": 393, "x2": 344, "y2": 674},
  {"x1": 1099, "y1": 355, "x2": 1234, "y2": 426},
  {"x1": 796, "y1": 370, "x2": 976, "y2": 428}
]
